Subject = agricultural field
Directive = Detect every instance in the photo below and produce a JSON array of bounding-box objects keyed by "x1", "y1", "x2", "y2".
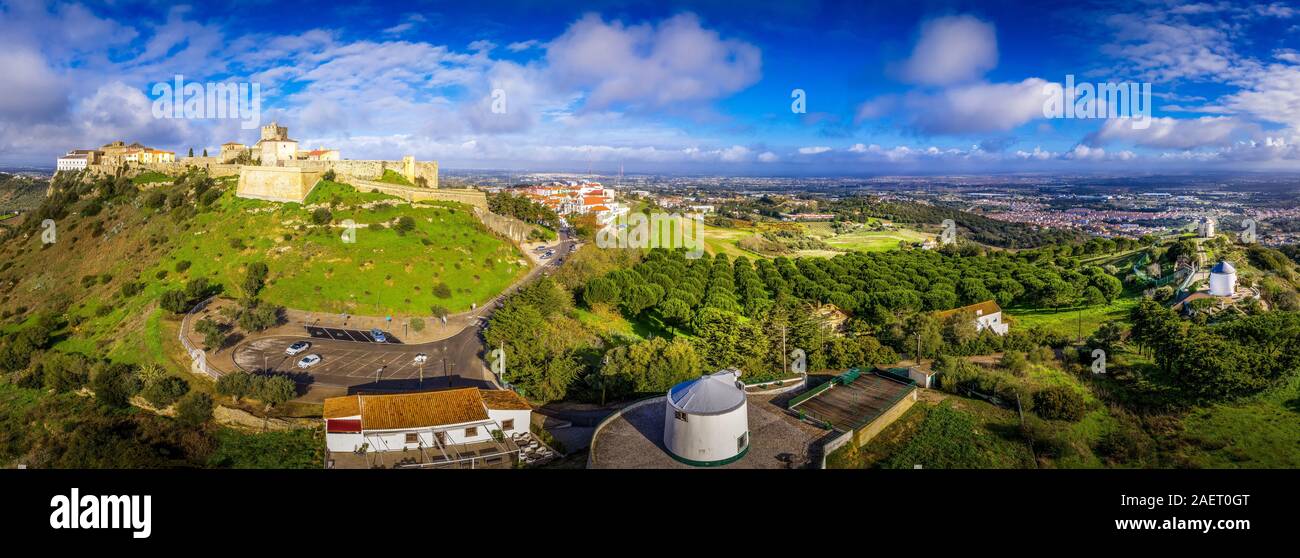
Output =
[{"x1": 704, "y1": 220, "x2": 932, "y2": 258}]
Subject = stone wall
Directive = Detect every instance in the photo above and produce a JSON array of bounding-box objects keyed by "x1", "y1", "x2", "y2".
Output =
[
  {"x1": 349, "y1": 178, "x2": 486, "y2": 209},
  {"x1": 236, "y1": 166, "x2": 323, "y2": 203}
]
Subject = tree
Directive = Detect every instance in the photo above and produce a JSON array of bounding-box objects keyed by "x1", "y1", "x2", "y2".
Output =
[
  {"x1": 195, "y1": 317, "x2": 225, "y2": 350},
  {"x1": 202, "y1": 148, "x2": 208, "y2": 157},
  {"x1": 142, "y1": 376, "x2": 190, "y2": 408},
  {"x1": 216, "y1": 372, "x2": 253, "y2": 400},
  {"x1": 242, "y1": 262, "x2": 269, "y2": 297},
  {"x1": 599, "y1": 337, "x2": 702, "y2": 402},
  {"x1": 582, "y1": 277, "x2": 621, "y2": 306},
  {"x1": 1083, "y1": 285, "x2": 1106, "y2": 306},
  {"x1": 175, "y1": 392, "x2": 215, "y2": 426},
  {"x1": 188, "y1": 147, "x2": 194, "y2": 157},
  {"x1": 92, "y1": 362, "x2": 139, "y2": 409},
  {"x1": 690, "y1": 307, "x2": 766, "y2": 371},
  {"x1": 258, "y1": 375, "x2": 297, "y2": 407},
  {"x1": 160, "y1": 289, "x2": 190, "y2": 314},
  {"x1": 238, "y1": 304, "x2": 281, "y2": 332},
  {"x1": 657, "y1": 297, "x2": 693, "y2": 332}
]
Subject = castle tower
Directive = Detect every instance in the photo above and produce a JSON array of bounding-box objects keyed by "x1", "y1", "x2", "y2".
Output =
[{"x1": 260, "y1": 122, "x2": 288, "y2": 142}]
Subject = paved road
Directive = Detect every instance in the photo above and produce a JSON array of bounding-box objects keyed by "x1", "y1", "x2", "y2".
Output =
[{"x1": 231, "y1": 230, "x2": 575, "y2": 395}]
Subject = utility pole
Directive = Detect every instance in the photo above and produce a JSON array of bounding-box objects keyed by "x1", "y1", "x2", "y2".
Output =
[{"x1": 780, "y1": 324, "x2": 787, "y2": 375}]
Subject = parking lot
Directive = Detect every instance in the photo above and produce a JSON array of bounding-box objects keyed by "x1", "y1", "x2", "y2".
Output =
[
  {"x1": 305, "y1": 326, "x2": 403, "y2": 344},
  {"x1": 234, "y1": 326, "x2": 490, "y2": 390}
]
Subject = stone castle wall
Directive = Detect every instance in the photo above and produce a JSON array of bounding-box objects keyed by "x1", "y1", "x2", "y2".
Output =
[{"x1": 236, "y1": 166, "x2": 324, "y2": 203}]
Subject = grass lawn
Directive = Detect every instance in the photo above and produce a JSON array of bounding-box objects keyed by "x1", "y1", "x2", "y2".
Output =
[
  {"x1": 827, "y1": 399, "x2": 1037, "y2": 469},
  {"x1": 1179, "y1": 374, "x2": 1300, "y2": 468},
  {"x1": 375, "y1": 168, "x2": 413, "y2": 186},
  {"x1": 1006, "y1": 293, "x2": 1139, "y2": 339},
  {"x1": 303, "y1": 179, "x2": 400, "y2": 205},
  {"x1": 159, "y1": 185, "x2": 528, "y2": 316}
]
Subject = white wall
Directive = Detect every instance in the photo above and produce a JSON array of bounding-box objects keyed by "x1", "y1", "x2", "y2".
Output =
[
  {"x1": 976, "y1": 312, "x2": 1009, "y2": 335},
  {"x1": 325, "y1": 410, "x2": 530, "y2": 454},
  {"x1": 663, "y1": 401, "x2": 750, "y2": 464}
]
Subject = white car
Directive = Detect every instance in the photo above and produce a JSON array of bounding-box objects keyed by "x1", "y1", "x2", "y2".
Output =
[
  {"x1": 297, "y1": 354, "x2": 322, "y2": 368},
  {"x1": 413, "y1": 353, "x2": 429, "y2": 364},
  {"x1": 285, "y1": 341, "x2": 311, "y2": 356}
]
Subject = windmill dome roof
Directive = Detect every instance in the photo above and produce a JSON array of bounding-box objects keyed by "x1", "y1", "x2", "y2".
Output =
[
  {"x1": 668, "y1": 369, "x2": 745, "y2": 415},
  {"x1": 1211, "y1": 261, "x2": 1236, "y2": 274}
]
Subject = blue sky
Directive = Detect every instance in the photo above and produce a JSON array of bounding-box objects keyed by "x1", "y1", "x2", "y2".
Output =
[{"x1": 2, "y1": 0, "x2": 1300, "y2": 173}]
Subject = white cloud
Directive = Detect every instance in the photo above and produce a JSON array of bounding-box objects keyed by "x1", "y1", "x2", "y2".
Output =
[
  {"x1": 544, "y1": 13, "x2": 761, "y2": 111},
  {"x1": 900, "y1": 15, "x2": 998, "y2": 86},
  {"x1": 797, "y1": 146, "x2": 831, "y2": 155},
  {"x1": 757, "y1": 151, "x2": 778, "y2": 162},
  {"x1": 1086, "y1": 116, "x2": 1252, "y2": 149},
  {"x1": 507, "y1": 40, "x2": 541, "y2": 52},
  {"x1": 908, "y1": 78, "x2": 1054, "y2": 134}
]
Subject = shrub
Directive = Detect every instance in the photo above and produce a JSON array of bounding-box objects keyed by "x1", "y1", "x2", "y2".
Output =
[
  {"x1": 432, "y1": 282, "x2": 452, "y2": 299},
  {"x1": 160, "y1": 289, "x2": 189, "y2": 314},
  {"x1": 1032, "y1": 386, "x2": 1086, "y2": 421},
  {"x1": 394, "y1": 216, "x2": 416, "y2": 235},
  {"x1": 216, "y1": 372, "x2": 253, "y2": 400},
  {"x1": 92, "y1": 362, "x2": 140, "y2": 409},
  {"x1": 410, "y1": 318, "x2": 424, "y2": 332},
  {"x1": 175, "y1": 392, "x2": 215, "y2": 427},
  {"x1": 142, "y1": 376, "x2": 190, "y2": 408},
  {"x1": 175, "y1": 260, "x2": 192, "y2": 272},
  {"x1": 311, "y1": 207, "x2": 333, "y2": 225}
]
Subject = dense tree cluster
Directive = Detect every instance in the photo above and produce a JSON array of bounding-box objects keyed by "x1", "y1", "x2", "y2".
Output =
[
  {"x1": 1128, "y1": 298, "x2": 1300, "y2": 401},
  {"x1": 488, "y1": 192, "x2": 561, "y2": 230}
]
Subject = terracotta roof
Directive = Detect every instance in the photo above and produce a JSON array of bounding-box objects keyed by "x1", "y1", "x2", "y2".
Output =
[
  {"x1": 323, "y1": 396, "x2": 361, "y2": 419},
  {"x1": 480, "y1": 389, "x2": 531, "y2": 411},
  {"x1": 934, "y1": 299, "x2": 1002, "y2": 320},
  {"x1": 322, "y1": 388, "x2": 526, "y2": 430}
]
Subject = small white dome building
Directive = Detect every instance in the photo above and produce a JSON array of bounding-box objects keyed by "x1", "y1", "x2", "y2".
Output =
[
  {"x1": 664, "y1": 369, "x2": 750, "y2": 466},
  {"x1": 1209, "y1": 260, "x2": 1237, "y2": 297}
]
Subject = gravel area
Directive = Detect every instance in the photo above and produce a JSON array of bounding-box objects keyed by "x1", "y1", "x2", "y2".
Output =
[{"x1": 590, "y1": 395, "x2": 827, "y2": 469}]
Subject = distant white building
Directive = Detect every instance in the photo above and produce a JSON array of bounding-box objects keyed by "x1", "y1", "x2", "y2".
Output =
[
  {"x1": 935, "y1": 300, "x2": 1009, "y2": 336},
  {"x1": 323, "y1": 388, "x2": 531, "y2": 455},
  {"x1": 1209, "y1": 260, "x2": 1237, "y2": 297},
  {"x1": 1198, "y1": 217, "x2": 1216, "y2": 238},
  {"x1": 56, "y1": 153, "x2": 89, "y2": 172}
]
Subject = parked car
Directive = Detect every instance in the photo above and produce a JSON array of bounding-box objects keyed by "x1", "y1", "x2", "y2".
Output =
[
  {"x1": 285, "y1": 341, "x2": 311, "y2": 356},
  {"x1": 370, "y1": 328, "x2": 387, "y2": 343},
  {"x1": 413, "y1": 353, "x2": 429, "y2": 364},
  {"x1": 540, "y1": 253, "x2": 552, "y2": 260},
  {"x1": 297, "y1": 354, "x2": 322, "y2": 368}
]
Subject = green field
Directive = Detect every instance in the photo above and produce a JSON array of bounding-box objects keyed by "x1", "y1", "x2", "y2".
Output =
[
  {"x1": 704, "y1": 221, "x2": 933, "y2": 259},
  {"x1": 1180, "y1": 374, "x2": 1300, "y2": 468},
  {"x1": 1006, "y1": 294, "x2": 1139, "y2": 339},
  {"x1": 160, "y1": 184, "x2": 527, "y2": 316}
]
